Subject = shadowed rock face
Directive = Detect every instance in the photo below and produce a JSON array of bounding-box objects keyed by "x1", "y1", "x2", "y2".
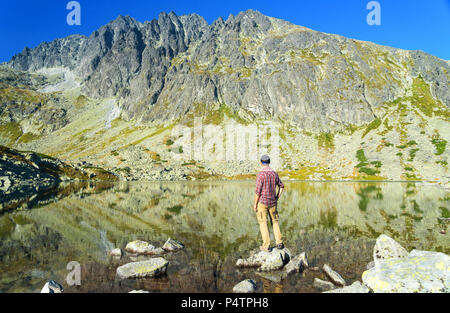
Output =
[{"x1": 6, "y1": 10, "x2": 449, "y2": 129}]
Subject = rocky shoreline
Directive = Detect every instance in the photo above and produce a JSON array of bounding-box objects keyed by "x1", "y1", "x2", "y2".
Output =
[
  {"x1": 40, "y1": 234, "x2": 449, "y2": 293},
  {"x1": 0, "y1": 145, "x2": 117, "y2": 212}
]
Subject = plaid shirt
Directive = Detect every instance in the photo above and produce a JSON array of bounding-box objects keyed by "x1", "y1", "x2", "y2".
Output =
[{"x1": 255, "y1": 166, "x2": 284, "y2": 207}]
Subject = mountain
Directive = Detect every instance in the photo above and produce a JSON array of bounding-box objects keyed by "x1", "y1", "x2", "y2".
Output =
[{"x1": 0, "y1": 10, "x2": 449, "y2": 182}]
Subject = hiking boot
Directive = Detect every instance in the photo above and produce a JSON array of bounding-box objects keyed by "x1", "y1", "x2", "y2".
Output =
[
  {"x1": 276, "y1": 243, "x2": 284, "y2": 249},
  {"x1": 260, "y1": 246, "x2": 271, "y2": 252}
]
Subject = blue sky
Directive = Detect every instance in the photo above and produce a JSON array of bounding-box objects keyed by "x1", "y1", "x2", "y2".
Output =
[{"x1": 0, "y1": 0, "x2": 449, "y2": 62}]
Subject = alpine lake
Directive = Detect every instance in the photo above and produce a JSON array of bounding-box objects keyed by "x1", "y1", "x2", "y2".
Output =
[{"x1": 0, "y1": 180, "x2": 448, "y2": 293}]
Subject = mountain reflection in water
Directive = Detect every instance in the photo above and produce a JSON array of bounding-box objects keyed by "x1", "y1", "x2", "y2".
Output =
[{"x1": 0, "y1": 181, "x2": 448, "y2": 293}]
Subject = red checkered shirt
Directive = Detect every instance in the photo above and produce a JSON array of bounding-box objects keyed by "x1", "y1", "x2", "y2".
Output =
[{"x1": 255, "y1": 167, "x2": 284, "y2": 207}]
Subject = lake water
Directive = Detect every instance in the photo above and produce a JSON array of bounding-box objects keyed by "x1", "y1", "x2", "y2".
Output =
[{"x1": 0, "y1": 181, "x2": 448, "y2": 293}]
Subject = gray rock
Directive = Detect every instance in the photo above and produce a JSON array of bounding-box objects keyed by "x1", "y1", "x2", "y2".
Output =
[
  {"x1": 313, "y1": 278, "x2": 336, "y2": 291},
  {"x1": 284, "y1": 252, "x2": 308, "y2": 276},
  {"x1": 109, "y1": 248, "x2": 122, "y2": 257},
  {"x1": 233, "y1": 279, "x2": 257, "y2": 293},
  {"x1": 373, "y1": 234, "x2": 409, "y2": 266},
  {"x1": 236, "y1": 248, "x2": 291, "y2": 272},
  {"x1": 362, "y1": 250, "x2": 450, "y2": 293},
  {"x1": 323, "y1": 264, "x2": 346, "y2": 286},
  {"x1": 323, "y1": 281, "x2": 370, "y2": 293},
  {"x1": 162, "y1": 238, "x2": 184, "y2": 252},
  {"x1": 125, "y1": 240, "x2": 157, "y2": 255},
  {"x1": 129, "y1": 290, "x2": 150, "y2": 293},
  {"x1": 116, "y1": 258, "x2": 169, "y2": 279}
]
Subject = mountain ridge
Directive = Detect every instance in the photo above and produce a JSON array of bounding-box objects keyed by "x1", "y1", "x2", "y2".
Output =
[{"x1": 0, "y1": 10, "x2": 448, "y2": 183}]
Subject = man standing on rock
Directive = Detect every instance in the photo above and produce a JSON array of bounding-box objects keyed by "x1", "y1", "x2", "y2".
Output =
[{"x1": 253, "y1": 155, "x2": 285, "y2": 252}]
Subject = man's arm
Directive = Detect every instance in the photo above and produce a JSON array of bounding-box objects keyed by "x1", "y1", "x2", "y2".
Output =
[
  {"x1": 253, "y1": 193, "x2": 260, "y2": 212},
  {"x1": 254, "y1": 174, "x2": 262, "y2": 212},
  {"x1": 276, "y1": 174, "x2": 285, "y2": 200},
  {"x1": 276, "y1": 186, "x2": 284, "y2": 200}
]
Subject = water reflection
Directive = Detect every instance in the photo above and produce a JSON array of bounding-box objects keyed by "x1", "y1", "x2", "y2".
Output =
[{"x1": 0, "y1": 181, "x2": 448, "y2": 293}]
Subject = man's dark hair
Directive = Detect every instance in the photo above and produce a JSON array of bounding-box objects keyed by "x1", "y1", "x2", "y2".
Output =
[{"x1": 261, "y1": 155, "x2": 270, "y2": 164}]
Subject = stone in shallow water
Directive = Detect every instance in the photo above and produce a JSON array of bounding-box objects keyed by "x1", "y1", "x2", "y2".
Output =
[
  {"x1": 362, "y1": 250, "x2": 450, "y2": 293},
  {"x1": 125, "y1": 240, "x2": 157, "y2": 255},
  {"x1": 313, "y1": 278, "x2": 335, "y2": 291},
  {"x1": 284, "y1": 252, "x2": 308, "y2": 276},
  {"x1": 236, "y1": 248, "x2": 291, "y2": 272},
  {"x1": 373, "y1": 234, "x2": 408, "y2": 266},
  {"x1": 129, "y1": 290, "x2": 150, "y2": 293},
  {"x1": 233, "y1": 279, "x2": 257, "y2": 293},
  {"x1": 323, "y1": 264, "x2": 346, "y2": 286},
  {"x1": 116, "y1": 258, "x2": 169, "y2": 279},
  {"x1": 323, "y1": 281, "x2": 370, "y2": 293},
  {"x1": 162, "y1": 238, "x2": 184, "y2": 252}
]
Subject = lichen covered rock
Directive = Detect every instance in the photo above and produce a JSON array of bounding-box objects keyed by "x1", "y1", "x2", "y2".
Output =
[
  {"x1": 116, "y1": 258, "x2": 169, "y2": 279},
  {"x1": 373, "y1": 234, "x2": 408, "y2": 266},
  {"x1": 362, "y1": 250, "x2": 450, "y2": 293}
]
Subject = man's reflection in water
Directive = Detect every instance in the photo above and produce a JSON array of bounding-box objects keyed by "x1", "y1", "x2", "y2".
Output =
[{"x1": 262, "y1": 278, "x2": 284, "y2": 293}]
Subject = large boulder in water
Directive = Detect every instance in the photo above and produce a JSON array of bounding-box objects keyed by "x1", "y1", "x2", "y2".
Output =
[
  {"x1": 162, "y1": 238, "x2": 184, "y2": 252},
  {"x1": 233, "y1": 279, "x2": 257, "y2": 293},
  {"x1": 125, "y1": 240, "x2": 158, "y2": 255},
  {"x1": 116, "y1": 258, "x2": 169, "y2": 279},
  {"x1": 373, "y1": 234, "x2": 408, "y2": 266},
  {"x1": 236, "y1": 248, "x2": 291, "y2": 272},
  {"x1": 362, "y1": 250, "x2": 450, "y2": 293}
]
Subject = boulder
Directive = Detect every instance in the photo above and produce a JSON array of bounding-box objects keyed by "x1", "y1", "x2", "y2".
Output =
[
  {"x1": 129, "y1": 290, "x2": 150, "y2": 293},
  {"x1": 323, "y1": 264, "x2": 346, "y2": 286},
  {"x1": 162, "y1": 238, "x2": 184, "y2": 252},
  {"x1": 40, "y1": 280, "x2": 64, "y2": 293},
  {"x1": 236, "y1": 248, "x2": 291, "y2": 272},
  {"x1": 116, "y1": 258, "x2": 169, "y2": 279},
  {"x1": 284, "y1": 252, "x2": 308, "y2": 276},
  {"x1": 362, "y1": 250, "x2": 450, "y2": 293},
  {"x1": 323, "y1": 281, "x2": 370, "y2": 293},
  {"x1": 233, "y1": 279, "x2": 257, "y2": 293},
  {"x1": 109, "y1": 248, "x2": 122, "y2": 257},
  {"x1": 125, "y1": 240, "x2": 157, "y2": 255},
  {"x1": 373, "y1": 234, "x2": 408, "y2": 266},
  {"x1": 313, "y1": 278, "x2": 335, "y2": 291}
]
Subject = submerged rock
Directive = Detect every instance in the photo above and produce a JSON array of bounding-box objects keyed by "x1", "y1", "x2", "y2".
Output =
[
  {"x1": 233, "y1": 279, "x2": 257, "y2": 293},
  {"x1": 116, "y1": 258, "x2": 169, "y2": 279},
  {"x1": 323, "y1": 264, "x2": 346, "y2": 287},
  {"x1": 373, "y1": 234, "x2": 408, "y2": 266},
  {"x1": 162, "y1": 238, "x2": 184, "y2": 252},
  {"x1": 313, "y1": 278, "x2": 335, "y2": 291},
  {"x1": 362, "y1": 249, "x2": 450, "y2": 293},
  {"x1": 236, "y1": 248, "x2": 291, "y2": 272},
  {"x1": 323, "y1": 281, "x2": 370, "y2": 293},
  {"x1": 125, "y1": 240, "x2": 157, "y2": 255}
]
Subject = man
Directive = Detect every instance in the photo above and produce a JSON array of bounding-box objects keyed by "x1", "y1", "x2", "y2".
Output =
[{"x1": 253, "y1": 155, "x2": 285, "y2": 252}]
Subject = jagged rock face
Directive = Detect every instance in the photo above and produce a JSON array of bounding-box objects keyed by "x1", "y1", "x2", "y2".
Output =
[{"x1": 5, "y1": 10, "x2": 450, "y2": 129}]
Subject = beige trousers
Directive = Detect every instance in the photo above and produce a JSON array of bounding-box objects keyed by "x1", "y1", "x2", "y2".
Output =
[{"x1": 256, "y1": 203, "x2": 283, "y2": 250}]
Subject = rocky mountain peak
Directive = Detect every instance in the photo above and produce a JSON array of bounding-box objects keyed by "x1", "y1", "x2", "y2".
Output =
[{"x1": 3, "y1": 10, "x2": 449, "y2": 130}]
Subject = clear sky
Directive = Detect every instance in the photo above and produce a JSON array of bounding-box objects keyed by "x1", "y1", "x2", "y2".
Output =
[{"x1": 0, "y1": 0, "x2": 449, "y2": 63}]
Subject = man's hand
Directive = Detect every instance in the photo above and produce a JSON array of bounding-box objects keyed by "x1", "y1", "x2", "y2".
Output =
[{"x1": 253, "y1": 204, "x2": 258, "y2": 212}]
